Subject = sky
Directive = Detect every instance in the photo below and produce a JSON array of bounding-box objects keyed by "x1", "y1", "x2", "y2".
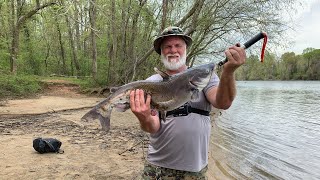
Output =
[{"x1": 282, "y1": 0, "x2": 320, "y2": 54}]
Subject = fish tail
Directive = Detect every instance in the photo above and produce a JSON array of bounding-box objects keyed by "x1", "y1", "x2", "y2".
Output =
[{"x1": 81, "y1": 108, "x2": 111, "y2": 132}]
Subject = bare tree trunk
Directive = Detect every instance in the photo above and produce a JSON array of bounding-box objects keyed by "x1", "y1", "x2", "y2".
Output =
[
  {"x1": 23, "y1": 24, "x2": 37, "y2": 74},
  {"x1": 107, "y1": 0, "x2": 117, "y2": 84},
  {"x1": 161, "y1": 0, "x2": 168, "y2": 31},
  {"x1": 10, "y1": 0, "x2": 16, "y2": 73},
  {"x1": 89, "y1": 0, "x2": 97, "y2": 80},
  {"x1": 55, "y1": 17, "x2": 67, "y2": 75},
  {"x1": 44, "y1": 39, "x2": 50, "y2": 72},
  {"x1": 127, "y1": 0, "x2": 146, "y2": 82},
  {"x1": 9, "y1": 1, "x2": 57, "y2": 75},
  {"x1": 81, "y1": 3, "x2": 89, "y2": 59},
  {"x1": 74, "y1": 1, "x2": 81, "y2": 51},
  {"x1": 117, "y1": 0, "x2": 131, "y2": 82},
  {"x1": 65, "y1": 15, "x2": 80, "y2": 76}
]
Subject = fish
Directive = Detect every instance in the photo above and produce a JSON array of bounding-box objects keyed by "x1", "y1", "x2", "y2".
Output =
[{"x1": 81, "y1": 63, "x2": 215, "y2": 131}]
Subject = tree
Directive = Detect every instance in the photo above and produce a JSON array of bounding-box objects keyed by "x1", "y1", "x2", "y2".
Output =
[
  {"x1": 0, "y1": 0, "x2": 307, "y2": 83},
  {"x1": 303, "y1": 49, "x2": 320, "y2": 80},
  {"x1": 9, "y1": 0, "x2": 57, "y2": 75},
  {"x1": 89, "y1": 0, "x2": 97, "y2": 80},
  {"x1": 281, "y1": 52, "x2": 298, "y2": 79}
]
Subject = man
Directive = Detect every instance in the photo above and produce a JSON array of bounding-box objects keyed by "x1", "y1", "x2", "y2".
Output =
[{"x1": 130, "y1": 26, "x2": 246, "y2": 179}]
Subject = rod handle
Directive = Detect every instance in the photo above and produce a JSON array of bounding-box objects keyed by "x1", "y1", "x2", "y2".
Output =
[{"x1": 218, "y1": 32, "x2": 266, "y2": 66}]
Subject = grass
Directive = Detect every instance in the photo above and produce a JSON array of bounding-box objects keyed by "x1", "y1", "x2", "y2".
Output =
[{"x1": 0, "y1": 75, "x2": 42, "y2": 99}]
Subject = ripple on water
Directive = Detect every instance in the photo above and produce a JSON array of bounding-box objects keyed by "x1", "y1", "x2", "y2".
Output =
[{"x1": 210, "y1": 81, "x2": 320, "y2": 180}]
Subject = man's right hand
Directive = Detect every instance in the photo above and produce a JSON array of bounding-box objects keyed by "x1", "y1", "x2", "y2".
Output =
[{"x1": 130, "y1": 89, "x2": 160, "y2": 133}]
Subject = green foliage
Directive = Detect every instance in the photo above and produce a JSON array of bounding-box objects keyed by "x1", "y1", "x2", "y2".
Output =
[
  {"x1": 0, "y1": 0, "x2": 318, "y2": 95},
  {"x1": 236, "y1": 48, "x2": 320, "y2": 81},
  {"x1": 0, "y1": 75, "x2": 42, "y2": 99},
  {"x1": 303, "y1": 49, "x2": 320, "y2": 80},
  {"x1": 0, "y1": 74, "x2": 97, "y2": 99}
]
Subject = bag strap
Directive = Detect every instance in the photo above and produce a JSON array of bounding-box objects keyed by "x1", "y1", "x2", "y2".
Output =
[{"x1": 43, "y1": 139, "x2": 64, "y2": 154}]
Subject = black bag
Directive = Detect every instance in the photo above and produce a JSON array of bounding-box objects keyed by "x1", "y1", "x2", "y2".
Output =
[{"x1": 33, "y1": 137, "x2": 64, "y2": 154}]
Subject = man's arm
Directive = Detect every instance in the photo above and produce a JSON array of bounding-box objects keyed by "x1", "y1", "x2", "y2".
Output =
[
  {"x1": 130, "y1": 89, "x2": 160, "y2": 133},
  {"x1": 206, "y1": 45, "x2": 246, "y2": 109}
]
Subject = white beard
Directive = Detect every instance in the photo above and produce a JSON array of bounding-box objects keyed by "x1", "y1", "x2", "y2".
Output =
[{"x1": 161, "y1": 51, "x2": 187, "y2": 70}]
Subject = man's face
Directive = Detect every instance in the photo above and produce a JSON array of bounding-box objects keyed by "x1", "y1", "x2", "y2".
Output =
[{"x1": 160, "y1": 36, "x2": 187, "y2": 70}]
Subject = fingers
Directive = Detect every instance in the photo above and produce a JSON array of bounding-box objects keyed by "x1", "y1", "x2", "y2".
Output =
[
  {"x1": 130, "y1": 89, "x2": 152, "y2": 111},
  {"x1": 146, "y1": 94, "x2": 151, "y2": 109},
  {"x1": 130, "y1": 90, "x2": 157, "y2": 122},
  {"x1": 130, "y1": 90, "x2": 136, "y2": 110},
  {"x1": 224, "y1": 45, "x2": 246, "y2": 70},
  {"x1": 228, "y1": 45, "x2": 246, "y2": 60},
  {"x1": 225, "y1": 49, "x2": 240, "y2": 63},
  {"x1": 135, "y1": 89, "x2": 141, "y2": 108}
]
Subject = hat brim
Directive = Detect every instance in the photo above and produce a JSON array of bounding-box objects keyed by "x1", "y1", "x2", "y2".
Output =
[{"x1": 153, "y1": 34, "x2": 192, "y2": 55}]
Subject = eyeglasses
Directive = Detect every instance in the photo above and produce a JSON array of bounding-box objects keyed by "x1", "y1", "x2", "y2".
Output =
[{"x1": 162, "y1": 27, "x2": 184, "y2": 35}]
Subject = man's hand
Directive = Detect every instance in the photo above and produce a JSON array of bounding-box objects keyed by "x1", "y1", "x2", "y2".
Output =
[
  {"x1": 130, "y1": 89, "x2": 155, "y2": 118},
  {"x1": 130, "y1": 89, "x2": 160, "y2": 133},
  {"x1": 224, "y1": 44, "x2": 246, "y2": 72}
]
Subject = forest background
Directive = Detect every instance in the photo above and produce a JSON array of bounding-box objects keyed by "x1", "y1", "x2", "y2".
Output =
[{"x1": 0, "y1": 0, "x2": 319, "y2": 98}]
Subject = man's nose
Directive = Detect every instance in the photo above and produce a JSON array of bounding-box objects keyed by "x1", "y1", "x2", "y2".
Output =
[{"x1": 169, "y1": 46, "x2": 177, "y2": 53}]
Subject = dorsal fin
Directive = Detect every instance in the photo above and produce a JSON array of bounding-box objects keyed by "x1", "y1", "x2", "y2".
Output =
[{"x1": 154, "y1": 67, "x2": 170, "y2": 81}]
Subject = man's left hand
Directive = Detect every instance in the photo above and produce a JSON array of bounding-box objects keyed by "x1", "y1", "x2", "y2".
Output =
[{"x1": 224, "y1": 44, "x2": 246, "y2": 72}]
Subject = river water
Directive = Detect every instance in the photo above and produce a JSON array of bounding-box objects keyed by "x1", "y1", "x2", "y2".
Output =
[{"x1": 210, "y1": 81, "x2": 320, "y2": 180}]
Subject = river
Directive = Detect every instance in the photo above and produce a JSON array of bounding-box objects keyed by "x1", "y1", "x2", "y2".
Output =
[{"x1": 210, "y1": 81, "x2": 320, "y2": 180}]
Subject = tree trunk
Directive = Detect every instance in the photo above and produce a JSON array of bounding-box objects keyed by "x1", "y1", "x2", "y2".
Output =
[
  {"x1": 74, "y1": 1, "x2": 81, "y2": 51},
  {"x1": 107, "y1": 0, "x2": 117, "y2": 84},
  {"x1": 10, "y1": 0, "x2": 17, "y2": 74},
  {"x1": 23, "y1": 24, "x2": 37, "y2": 74},
  {"x1": 55, "y1": 17, "x2": 67, "y2": 75},
  {"x1": 89, "y1": 0, "x2": 97, "y2": 80},
  {"x1": 65, "y1": 15, "x2": 80, "y2": 76},
  {"x1": 127, "y1": 0, "x2": 146, "y2": 82},
  {"x1": 161, "y1": 0, "x2": 168, "y2": 31},
  {"x1": 118, "y1": 0, "x2": 130, "y2": 82}
]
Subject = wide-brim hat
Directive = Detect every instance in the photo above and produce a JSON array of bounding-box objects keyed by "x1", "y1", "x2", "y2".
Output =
[{"x1": 153, "y1": 26, "x2": 192, "y2": 55}]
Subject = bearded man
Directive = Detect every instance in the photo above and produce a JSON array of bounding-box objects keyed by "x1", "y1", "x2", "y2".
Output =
[{"x1": 130, "y1": 26, "x2": 246, "y2": 179}]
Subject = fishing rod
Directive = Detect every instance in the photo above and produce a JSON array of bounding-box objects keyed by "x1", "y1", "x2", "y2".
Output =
[{"x1": 217, "y1": 32, "x2": 268, "y2": 67}]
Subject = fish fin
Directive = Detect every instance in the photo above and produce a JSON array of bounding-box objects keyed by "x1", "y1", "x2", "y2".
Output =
[
  {"x1": 159, "y1": 111, "x2": 166, "y2": 122},
  {"x1": 154, "y1": 67, "x2": 170, "y2": 81},
  {"x1": 191, "y1": 89, "x2": 199, "y2": 100},
  {"x1": 81, "y1": 108, "x2": 111, "y2": 132}
]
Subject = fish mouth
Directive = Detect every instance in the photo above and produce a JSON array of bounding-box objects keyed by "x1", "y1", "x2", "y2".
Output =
[
  {"x1": 190, "y1": 75, "x2": 211, "y2": 89},
  {"x1": 190, "y1": 80, "x2": 198, "y2": 87}
]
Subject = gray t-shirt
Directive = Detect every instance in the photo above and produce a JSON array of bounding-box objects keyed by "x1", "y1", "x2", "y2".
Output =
[{"x1": 146, "y1": 72, "x2": 220, "y2": 172}]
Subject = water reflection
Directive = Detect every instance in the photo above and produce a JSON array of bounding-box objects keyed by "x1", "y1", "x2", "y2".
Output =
[{"x1": 210, "y1": 81, "x2": 320, "y2": 180}]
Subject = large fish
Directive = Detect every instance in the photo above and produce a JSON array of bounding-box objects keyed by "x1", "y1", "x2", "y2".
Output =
[{"x1": 81, "y1": 63, "x2": 215, "y2": 131}]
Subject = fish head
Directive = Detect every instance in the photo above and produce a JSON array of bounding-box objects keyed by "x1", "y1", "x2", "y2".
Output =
[{"x1": 187, "y1": 63, "x2": 215, "y2": 90}]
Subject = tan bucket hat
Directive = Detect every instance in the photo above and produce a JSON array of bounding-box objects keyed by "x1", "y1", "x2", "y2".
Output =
[{"x1": 153, "y1": 26, "x2": 193, "y2": 55}]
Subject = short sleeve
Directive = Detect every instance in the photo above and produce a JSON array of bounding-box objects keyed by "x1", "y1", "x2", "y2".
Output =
[{"x1": 203, "y1": 73, "x2": 220, "y2": 94}]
